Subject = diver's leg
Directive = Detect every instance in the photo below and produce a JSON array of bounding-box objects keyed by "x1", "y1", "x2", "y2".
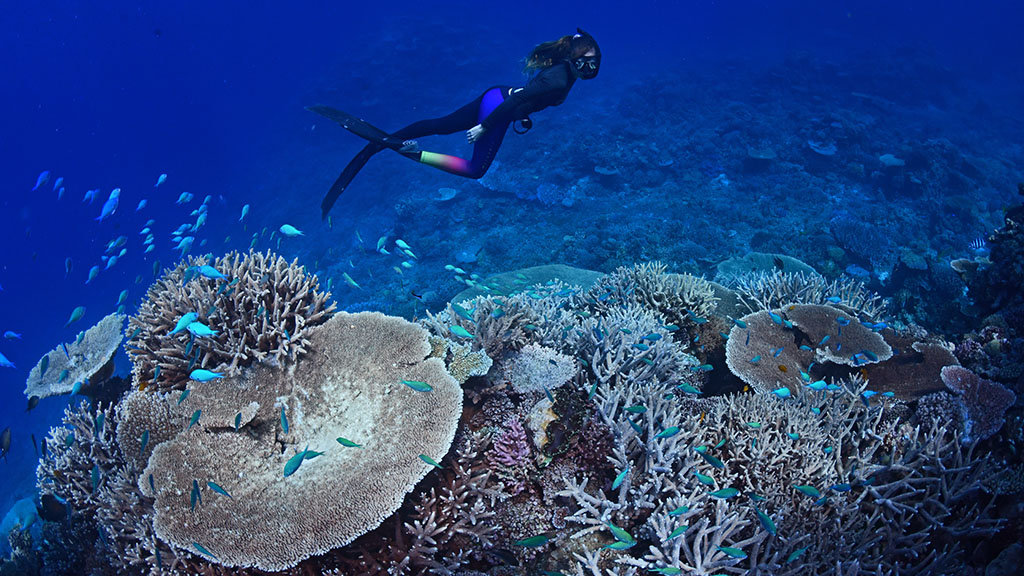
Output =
[
  {"x1": 320, "y1": 141, "x2": 384, "y2": 219},
  {"x1": 396, "y1": 87, "x2": 510, "y2": 178},
  {"x1": 387, "y1": 92, "x2": 488, "y2": 143}
]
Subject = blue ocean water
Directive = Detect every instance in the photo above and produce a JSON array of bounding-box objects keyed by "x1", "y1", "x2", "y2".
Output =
[{"x1": 1, "y1": 0, "x2": 1022, "y2": 572}]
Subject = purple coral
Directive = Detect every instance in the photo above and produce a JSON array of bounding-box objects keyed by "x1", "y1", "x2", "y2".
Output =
[
  {"x1": 940, "y1": 365, "x2": 1017, "y2": 441},
  {"x1": 490, "y1": 418, "x2": 531, "y2": 468},
  {"x1": 488, "y1": 418, "x2": 532, "y2": 495}
]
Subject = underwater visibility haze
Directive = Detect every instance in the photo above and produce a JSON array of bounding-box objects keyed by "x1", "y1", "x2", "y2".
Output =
[{"x1": 2, "y1": 1, "x2": 1023, "y2": 574}]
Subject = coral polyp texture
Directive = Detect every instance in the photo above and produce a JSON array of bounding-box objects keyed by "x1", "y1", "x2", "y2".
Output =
[
  {"x1": 24, "y1": 312, "x2": 125, "y2": 399},
  {"x1": 125, "y1": 250, "x2": 335, "y2": 392},
  {"x1": 143, "y1": 311, "x2": 463, "y2": 571}
]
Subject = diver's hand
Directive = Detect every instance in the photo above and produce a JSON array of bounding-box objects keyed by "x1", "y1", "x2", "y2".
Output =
[{"x1": 467, "y1": 124, "x2": 486, "y2": 143}]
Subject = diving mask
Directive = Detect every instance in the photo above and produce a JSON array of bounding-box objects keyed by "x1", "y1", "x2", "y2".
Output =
[{"x1": 571, "y1": 55, "x2": 600, "y2": 79}]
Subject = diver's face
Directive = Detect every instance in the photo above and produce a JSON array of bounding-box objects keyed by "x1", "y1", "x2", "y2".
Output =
[{"x1": 572, "y1": 49, "x2": 600, "y2": 79}]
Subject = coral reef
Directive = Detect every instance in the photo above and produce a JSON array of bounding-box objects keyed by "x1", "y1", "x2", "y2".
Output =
[
  {"x1": 125, "y1": 250, "x2": 335, "y2": 392},
  {"x1": 24, "y1": 313, "x2": 125, "y2": 399}
]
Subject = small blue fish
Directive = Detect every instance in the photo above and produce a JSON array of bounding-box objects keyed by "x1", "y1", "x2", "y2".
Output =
[
  {"x1": 514, "y1": 534, "x2": 551, "y2": 548},
  {"x1": 192, "y1": 542, "x2": 217, "y2": 560},
  {"x1": 197, "y1": 265, "x2": 227, "y2": 280},
  {"x1": 826, "y1": 296, "x2": 841, "y2": 303},
  {"x1": 70, "y1": 381, "x2": 83, "y2": 395},
  {"x1": 187, "y1": 410, "x2": 201, "y2": 430},
  {"x1": 32, "y1": 170, "x2": 50, "y2": 191},
  {"x1": 642, "y1": 333, "x2": 662, "y2": 341},
  {"x1": 829, "y1": 483, "x2": 852, "y2": 492},
  {"x1": 754, "y1": 505, "x2": 777, "y2": 535},
  {"x1": 449, "y1": 325, "x2": 474, "y2": 339},
  {"x1": 190, "y1": 369, "x2": 223, "y2": 382},
  {"x1": 787, "y1": 432, "x2": 800, "y2": 440},
  {"x1": 419, "y1": 454, "x2": 444, "y2": 469},
  {"x1": 750, "y1": 355, "x2": 761, "y2": 363},
  {"x1": 207, "y1": 481, "x2": 233, "y2": 498},
  {"x1": 717, "y1": 546, "x2": 747, "y2": 559},
  {"x1": 807, "y1": 380, "x2": 827, "y2": 391},
  {"x1": 655, "y1": 426, "x2": 680, "y2": 439},
  {"x1": 170, "y1": 312, "x2": 199, "y2": 335},
  {"x1": 140, "y1": 430, "x2": 150, "y2": 455},
  {"x1": 284, "y1": 445, "x2": 310, "y2": 477},
  {"x1": 787, "y1": 546, "x2": 810, "y2": 563},
  {"x1": 186, "y1": 322, "x2": 218, "y2": 337},
  {"x1": 818, "y1": 334, "x2": 830, "y2": 346},
  {"x1": 769, "y1": 311, "x2": 783, "y2": 325},
  {"x1": 3, "y1": 331, "x2": 22, "y2": 340},
  {"x1": 771, "y1": 387, "x2": 791, "y2": 399},
  {"x1": 668, "y1": 505, "x2": 689, "y2": 516},
  {"x1": 190, "y1": 478, "x2": 202, "y2": 510},
  {"x1": 280, "y1": 406, "x2": 289, "y2": 433},
  {"x1": 709, "y1": 487, "x2": 740, "y2": 499},
  {"x1": 0, "y1": 352, "x2": 15, "y2": 369},
  {"x1": 177, "y1": 389, "x2": 190, "y2": 405},
  {"x1": 95, "y1": 188, "x2": 120, "y2": 222},
  {"x1": 698, "y1": 451, "x2": 725, "y2": 469},
  {"x1": 731, "y1": 317, "x2": 747, "y2": 328},
  {"x1": 612, "y1": 465, "x2": 629, "y2": 490},
  {"x1": 837, "y1": 316, "x2": 851, "y2": 326},
  {"x1": 402, "y1": 380, "x2": 433, "y2": 392},
  {"x1": 794, "y1": 484, "x2": 820, "y2": 498},
  {"x1": 772, "y1": 347, "x2": 784, "y2": 357},
  {"x1": 694, "y1": 470, "x2": 715, "y2": 485},
  {"x1": 91, "y1": 464, "x2": 100, "y2": 491}
]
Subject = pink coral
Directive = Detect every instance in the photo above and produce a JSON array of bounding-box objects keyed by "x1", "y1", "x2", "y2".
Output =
[{"x1": 940, "y1": 365, "x2": 1017, "y2": 441}]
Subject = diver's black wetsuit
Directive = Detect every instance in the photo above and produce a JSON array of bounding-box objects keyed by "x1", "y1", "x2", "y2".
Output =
[{"x1": 321, "y1": 61, "x2": 577, "y2": 218}]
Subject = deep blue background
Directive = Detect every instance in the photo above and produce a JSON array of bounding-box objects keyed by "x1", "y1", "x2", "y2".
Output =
[{"x1": 1, "y1": 0, "x2": 1021, "y2": 532}]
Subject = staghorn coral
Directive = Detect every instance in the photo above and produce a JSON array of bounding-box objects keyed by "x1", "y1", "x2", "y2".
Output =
[
  {"x1": 142, "y1": 311, "x2": 463, "y2": 571},
  {"x1": 727, "y1": 269, "x2": 884, "y2": 317},
  {"x1": 940, "y1": 365, "x2": 1017, "y2": 441},
  {"x1": 125, "y1": 250, "x2": 335, "y2": 393},
  {"x1": 725, "y1": 303, "x2": 892, "y2": 393},
  {"x1": 583, "y1": 261, "x2": 719, "y2": 328},
  {"x1": 24, "y1": 313, "x2": 125, "y2": 399},
  {"x1": 333, "y1": 430, "x2": 501, "y2": 575},
  {"x1": 558, "y1": 370, "x2": 1000, "y2": 576},
  {"x1": 503, "y1": 343, "x2": 578, "y2": 395}
]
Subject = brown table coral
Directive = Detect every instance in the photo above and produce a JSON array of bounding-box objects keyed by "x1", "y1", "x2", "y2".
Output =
[{"x1": 140, "y1": 311, "x2": 463, "y2": 571}]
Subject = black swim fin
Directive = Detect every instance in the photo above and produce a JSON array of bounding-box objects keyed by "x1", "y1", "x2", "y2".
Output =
[
  {"x1": 307, "y1": 105, "x2": 392, "y2": 145},
  {"x1": 321, "y1": 142, "x2": 382, "y2": 219}
]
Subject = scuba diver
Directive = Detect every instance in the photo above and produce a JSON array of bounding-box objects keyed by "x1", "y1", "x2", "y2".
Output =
[{"x1": 310, "y1": 28, "x2": 601, "y2": 219}]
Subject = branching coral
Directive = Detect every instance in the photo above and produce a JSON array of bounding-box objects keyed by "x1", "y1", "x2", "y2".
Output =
[
  {"x1": 125, "y1": 250, "x2": 335, "y2": 392},
  {"x1": 583, "y1": 262, "x2": 719, "y2": 328},
  {"x1": 728, "y1": 269, "x2": 884, "y2": 318},
  {"x1": 558, "y1": 374, "x2": 1000, "y2": 576},
  {"x1": 24, "y1": 313, "x2": 125, "y2": 399}
]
